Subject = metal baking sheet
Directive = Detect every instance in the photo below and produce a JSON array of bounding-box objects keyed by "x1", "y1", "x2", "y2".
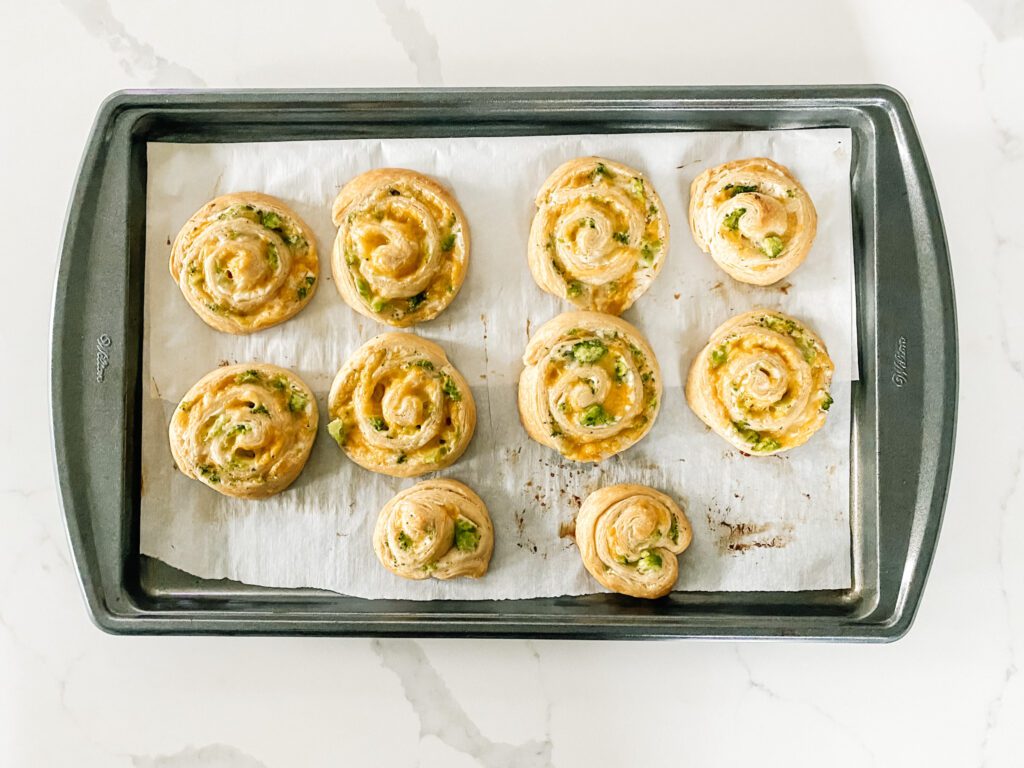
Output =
[{"x1": 50, "y1": 87, "x2": 957, "y2": 640}]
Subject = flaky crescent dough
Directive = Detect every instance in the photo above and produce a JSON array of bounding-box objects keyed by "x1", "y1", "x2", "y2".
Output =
[
  {"x1": 373, "y1": 479, "x2": 494, "y2": 580},
  {"x1": 327, "y1": 333, "x2": 476, "y2": 478},
  {"x1": 686, "y1": 309, "x2": 835, "y2": 455},
  {"x1": 168, "y1": 363, "x2": 318, "y2": 498},
  {"x1": 518, "y1": 311, "x2": 662, "y2": 462},
  {"x1": 170, "y1": 192, "x2": 319, "y2": 333},
  {"x1": 688, "y1": 158, "x2": 816, "y2": 286},
  {"x1": 331, "y1": 169, "x2": 470, "y2": 327},
  {"x1": 576, "y1": 484, "x2": 692, "y2": 599},
  {"x1": 528, "y1": 157, "x2": 669, "y2": 314}
]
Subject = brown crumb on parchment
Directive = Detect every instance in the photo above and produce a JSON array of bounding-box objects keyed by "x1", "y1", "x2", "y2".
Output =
[
  {"x1": 511, "y1": 507, "x2": 539, "y2": 555},
  {"x1": 715, "y1": 520, "x2": 794, "y2": 554}
]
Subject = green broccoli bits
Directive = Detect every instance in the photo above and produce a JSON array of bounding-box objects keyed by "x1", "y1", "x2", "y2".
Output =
[
  {"x1": 572, "y1": 339, "x2": 607, "y2": 365},
  {"x1": 761, "y1": 235, "x2": 785, "y2": 258},
  {"x1": 580, "y1": 403, "x2": 613, "y2": 427},
  {"x1": 723, "y1": 207, "x2": 747, "y2": 231},
  {"x1": 327, "y1": 418, "x2": 347, "y2": 446},
  {"x1": 454, "y1": 519, "x2": 480, "y2": 552}
]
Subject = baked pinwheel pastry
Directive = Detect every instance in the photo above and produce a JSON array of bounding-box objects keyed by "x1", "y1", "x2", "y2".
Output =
[
  {"x1": 688, "y1": 158, "x2": 817, "y2": 286},
  {"x1": 576, "y1": 484, "x2": 692, "y2": 599},
  {"x1": 170, "y1": 192, "x2": 319, "y2": 333},
  {"x1": 528, "y1": 157, "x2": 669, "y2": 314},
  {"x1": 327, "y1": 333, "x2": 476, "y2": 477},
  {"x1": 373, "y1": 479, "x2": 494, "y2": 580},
  {"x1": 331, "y1": 169, "x2": 469, "y2": 327},
  {"x1": 168, "y1": 363, "x2": 318, "y2": 499},
  {"x1": 518, "y1": 311, "x2": 662, "y2": 462},
  {"x1": 686, "y1": 309, "x2": 835, "y2": 455}
]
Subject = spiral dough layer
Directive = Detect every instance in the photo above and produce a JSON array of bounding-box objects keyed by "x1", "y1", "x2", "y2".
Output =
[
  {"x1": 170, "y1": 192, "x2": 319, "y2": 333},
  {"x1": 327, "y1": 333, "x2": 476, "y2": 477},
  {"x1": 168, "y1": 363, "x2": 318, "y2": 499},
  {"x1": 688, "y1": 158, "x2": 816, "y2": 286},
  {"x1": 686, "y1": 309, "x2": 835, "y2": 455},
  {"x1": 576, "y1": 484, "x2": 692, "y2": 599},
  {"x1": 331, "y1": 169, "x2": 469, "y2": 327},
  {"x1": 528, "y1": 157, "x2": 669, "y2": 314},
  {"x1": 373, "y1": 479, "x2": 494, "y2": 580},
  {"x1": 518, "y1": 311, "x2": 662, "y2": 463}
]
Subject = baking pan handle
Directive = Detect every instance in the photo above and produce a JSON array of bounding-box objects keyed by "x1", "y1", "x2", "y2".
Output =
[
  {"x1": 51, "y1": 93, "x2": 144, "y2": 629},
  {"x1": 862, "y1": 87, "x2": 957, "y2": 636}
]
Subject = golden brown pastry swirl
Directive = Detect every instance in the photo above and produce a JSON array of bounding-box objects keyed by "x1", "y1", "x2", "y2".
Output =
[
  {"x1": 168, "y1": 363, "x2": 318, "y2": 498},
  {"x1": 170, "y1": 192, "x2": 318, "y2": 333},
  {"x1": 327, "y1": 333, "x2": 476, "y2": 477},
  {"x1": 686, "y1": 309, "x2": 835, "y2": 454},
  {"x1": 688, "y1": 158, "x2": 816, "y2": 285},
  {"x1": 576, "y1": 484, "x2": 692, "y2": 599},
  {"x1": 373, "y1": 479, "x2": 494, "y2": 580},
  {"x1": 518, "y1": 311, "x2": 661, "y2": 462},
  {"x1": 331, "y1": 169, "x2": 469, "y2": 326},
  {"x1": 528, "y1": 157, "x2": 669, "y2": 314}
]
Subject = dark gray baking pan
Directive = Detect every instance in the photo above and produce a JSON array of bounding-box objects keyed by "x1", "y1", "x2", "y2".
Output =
[{"x1": 50, "y1": 87, "x2": 956, "y2": 640}]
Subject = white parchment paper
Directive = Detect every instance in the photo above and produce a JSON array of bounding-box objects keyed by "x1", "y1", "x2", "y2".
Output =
[{"x1": 141, "y1": 129, "x2": 854, "y2": 598}]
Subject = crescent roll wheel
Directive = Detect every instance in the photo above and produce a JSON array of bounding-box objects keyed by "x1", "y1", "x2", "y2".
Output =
[
  {"x1": 168, "y1": 363, "x2": 318, "y2": 499},
  {"x1": 528, "y1": 156, "x2": 669, "y2": 314},
  {"x1": 326, "y1": 333, "x2": 476, "y2": 478},
  {"x1": 518, "y1": 311, "x2": 662, "y2": 463},
  {"x1": 373, "y1": 479, "x2": 494, "y2": 580},
  {"x1": 576, "y1": 483, "x2": 693, "y2": 599},
  {"x1": 170, "y1": 192, "x2": 319, "y2": 333},
  {"x1": 331, "y1": 168, "x2": 470, "y2": 327},
  {"x1": 688, "y1": 157, "x2": 817, "y2": 286},
  {"x1": 686, "y1": 309, "x2": 835, "y2": 455}
]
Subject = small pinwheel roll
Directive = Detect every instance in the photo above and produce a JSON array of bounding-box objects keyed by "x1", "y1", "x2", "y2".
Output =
[
  {"x1": 373, "y1": 479, "x2": 494, "y2": 580},
  {"x1": 528, "y1": 157, "x2": 669, "y2": 314},
  {"x1": 168, "y1": 363, "x2": 318, "y2": 499},
  {"x1": 331, "y1": 169, "x2": 470, "y2": 327},
  {"x1": 518, "y1": 311, "x2": 662, "y2": 463},
  {"x1": 327, "y1": 333, "x2": 476, "y2": 477},
  {"x1": 688, "y1": 158, "x2": 817, "y2": 286},
  {"x1": 686, "y1": 309, "x2": 835, "y2": 455},
  {"x1": 170, "y1": 193, "x2": 319, "y2": 333},
  {"x1": 576, "y1": 484, "x2": 693, "y2": 599}
]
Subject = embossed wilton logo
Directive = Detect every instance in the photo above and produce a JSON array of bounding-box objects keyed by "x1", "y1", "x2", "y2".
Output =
[
  {"x1": 892, "y1": 335, "x2": 908, "y2": 388},
  {"x1": 95, "y1": 334, "x2": 112, "y2": 383}
]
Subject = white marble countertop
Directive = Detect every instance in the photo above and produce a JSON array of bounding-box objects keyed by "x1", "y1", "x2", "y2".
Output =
[{"x1": 2, "y1": 0, "x2": 1021, "y2": 765}]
